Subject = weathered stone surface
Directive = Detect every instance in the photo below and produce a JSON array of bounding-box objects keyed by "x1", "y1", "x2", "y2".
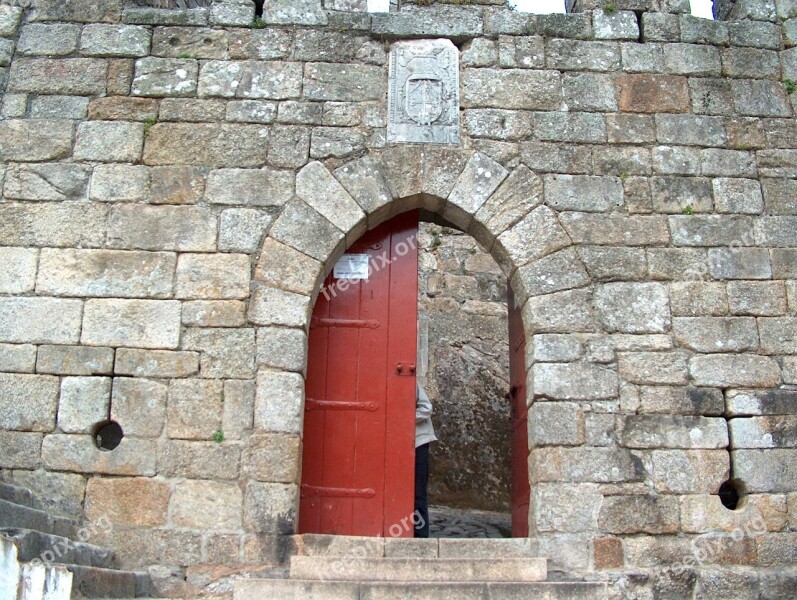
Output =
[
  {"x1": 36, "y1": 345, "x2": 113, "y2": 377},
  {"x1": 664, "y1": 43, "x2": 721, "y2": 76},
  {"x1": 268, "y1": 200, "x2": 344, "y2": 263},
  {"x1": 0, "y1": 431, "x2": 42, "y2": 469},
  {"x1": 672, "y1": 317, "x2": 759, "y2": 353},
  {"x1": 90, "y1": 164, "x2": 150, "y2": 202},
  {"x1": 256, "y1": 327, "x2": 307, "y2": 373},
  {"x1": 0, "y1": 120, "x2": 74, "y2": 162},
  {"x1": 182, "y1": 300, "x2": 246, "y2": 328},
  {"x1": 17, "y1": 24, "x2": 80, "y2": 56},
  {"x1": 198, "y1": 60, "x2": 302, "y2": 99},
  {"x1": 532, "y1": 363, "x2": 619, "y2": 400},
  {"x1": 733, "y1": 449, "x2": 797, "y2": 493},
  {"x1": 708, "y1": 248, "x2": 772, "y2": 280},
  {"x1": 560, "y1": 213, "x2": 669, "y2": 246},
  {"x1": 42, "y1": 435, "x2": 157, "y2": 476},
  {"x1": 595, "y1": 283, "x2": 670, "y2": 334},
  {"x1": 532, "y1": 335, "x2": 583, "y2": 363},
  {"x1": 182, "y1": 328, "x2": 255, "y2": 379},
  {"x1": 758, "y1": 317, "x2": 797, "y2": 354},
  {"x1": 243, "y1": 481, "x2": 297, "y2": 534},
  {"x1": 262, "y1": 0, "x2": 327, "y2": 25},
  {"x1": 158, "y1": 98, "x2": 226, "y2": 123},
  {"x1": 462, "y1": 69, "x2": 560, "y2": 110},
  {"x1": 761, "y1": 179, "x2": 797, "y2": 215},
  {"x1": 473, "y1": 165, "x2": 544, "y2": 241},
  {"x1": 57, "y1": 376, "x2": 111, "y2": 434},
  {"x1": 618, "y1": 351, "x2": 689, "y2": 385},
  {"x1": 82, "y1": 299, "x2": 181, "y2": 349},
  {"x1": 594, "y1": 9, "x2": 639, "y2": 40},
  {"x1": 621, "y1": 415, "x2": 729, "y2": 449},
  {"x1": 151, "y1": 26, "x2": 228, "y2": 59},
  {"x1": 269, "y1": 125, "x2": 310, "y2": 167},
  {"x1": 222, "y1": 379, "x2": 255, "y2": 441},
  {"x1": 80, "y1": 24, "x2": 151, "y2": 57},
  {"x1": 149, "y1": 166, "x2": 205, "y2": 205},
  {"x1": 730, "y1": 416, "x2": 797, "y2": 448},
  {"x1": 669, "y1": 215, "x2": 752, "y2": 246},
  {"x1": 3, "y1": 163, "x2": 90, "y2": 202},
  {"x1": 726, "y1": 389, "x2": 797, "y2": 416},
  {"x1": 111, "y1": 377, "x2": 168, "y2": 437},
  {"x1": 0, "y1": 6, "x2": 22, "y2": 36},
  {"x1": 616, "y1": 74, "x2": 690, "y2": 113},
  {"x1": 114, "y1": 348, "x2": 198, "y2": 379},
  {"x1": 254, "y1": 238, "x2": 322, "y2": 298},
  {"x1": 0, "y1": 344, "x2": 36, "y2": 374},
  {"x1": 529, "y1": 402, "x2": 584, "y2": 446},
  {"x1": 545, "y1": 175, "x2": 623, "y2": 213},
  {"x1": 598, "y1": 495, "x2": 680, "y2": 534},
  {"x1": 712, "y1": 178, "x2": 764, "y2": 214},
  {"x1": 242, "y1": 433, "x2": 301, "y2": 483},
  {"x1": 523, "y1": 289, "x2": 598, "y2": 334},
  {"x1": 531, "y1": 447, "x2": 644, "y2": 483},
  {"x1": 131, "y1": 57, "x2": 197, "y2": 96},
  {"x1": 171, "y1": 480, "x2": 242, "y2": 530},
  {"x1": 108, "y1": 205, "x2": 216, "y2": 252},
  {"x1": 295, "y1": 162, "x2": 365, "y2": 237},
  {"x1": 495, "y1": 206, "x2": 570, "y2": 272},
  {"x1": 88, "y1": 97, "x2": 158, "y2": 122},
  {"x1": 533, "y1": 112, "x2": 606, "y2": 143},
  {"x1": 533, "y1": 483, "x2": 601, "y2": 533},
  {"x1": 85, "y1": 478, "x2": 170, "y2": 528},
  {"x1": 218, "y1": 208, "x2": 274, "y2": 254},
  {"x1": 651, "y1": 449, "x2": 729, "y2": 493},
  {"x1": 0, "y1": 298, "x2": 83, "y2": 345},
  {"x1": 578, "y1": 246, "x2": 647, "y2": 282},
  {"x1": 732, "y1": 79, "x2": 792, "y2": 117},
  {"x1": 372, "y1": 5, "x2": 481, "y2": 38},
  {"x1": 9, "y1": 59, "x2": 107, "y2": 95},
  {"x1": 0, "y1": 248, "x2": 37, "y2": 294},
  {"x1": 690, "y1": 354, "x2": 781, "y2": 387},
  {"x1": 228, "y1": 29, "x2": 292, "y2": 61},
  {"x1": 209, "y1": 0, "x2": 254, "y2": 26},
  {"x1": 175, "y1": 253, "x2": 250, "y2": 301},
  {"x1": 74, "y1": 121, "x2": 144, "y2": 163},
  {"x1": 512, "y1": 248, "x2": 590, "y2": 298},
  {"x1": 255, "y1": 370, "x2": 304, "y2": 434},
  {"x1": 248, "y1": 285, "x2": 311, "y2": 329},
  {"x1": 546, "y1": 40, "x2": 618, "y2": 70},
  {"x1": 37, "y1": 249, "x2": 175, "y2": 299},
  {"x1": 303, "y1": 62, "x2": 383, "y2": 102},
  {"x1": 159, "y1": 439, "x2": 241, "y2": 480},
  {"x1": 0, "y1": 374, "x2": 58, "y2": 433},
  {"x1": 167, "y1": 379, "x2": 223, "y2": 440},
  {"x1": 144, "y1": 123, "x2": 269, "y2": 168},
  {"x1": 754, "y1": 216, "x2": 797, "y2": 247}
]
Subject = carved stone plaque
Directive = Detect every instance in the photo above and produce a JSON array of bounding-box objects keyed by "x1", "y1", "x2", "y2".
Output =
[{"x1": 387, "y1": 39, "x2": 460, "y2": 145}]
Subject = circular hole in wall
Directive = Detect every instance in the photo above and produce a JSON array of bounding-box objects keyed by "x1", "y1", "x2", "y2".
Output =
[
  {"x1": 718, "y1": 479, "x2": 744, "y2": 511},
  {"x1": 92, "y1": 421, "x2": 124, "y2": 452}
]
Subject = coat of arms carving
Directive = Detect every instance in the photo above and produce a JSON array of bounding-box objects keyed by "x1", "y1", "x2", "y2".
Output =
[{"x1": 388, "y1": 39, "x2": 460, "y2": 145}]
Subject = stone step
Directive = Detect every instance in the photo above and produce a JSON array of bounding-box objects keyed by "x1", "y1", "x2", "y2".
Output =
[
  {"x1": 290, "y1": 556, "x2": 547, "y2": 583},
  {"x1": 0, "y1": 481, "x2": 40, "y2": 510},
  {"x1": 65, "y1": 564, "x2": 149, "y2": 599},
  {"x1": 235, "y1": 579, "x2": 608, "y2": 600},
  {"x1": 1, "y1": 527, "x2": 114, "y2": 569},
  {"x1": 297, "y1": 534, "x2": 539, "y2": 558},
  {"x1": 0, "y1": 499, "x2": 76, "y2": 539}
]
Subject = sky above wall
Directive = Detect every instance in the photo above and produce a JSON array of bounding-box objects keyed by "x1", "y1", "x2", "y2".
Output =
[{"x1": 367, "y1": 0, "x2": 714, "y2": 19}]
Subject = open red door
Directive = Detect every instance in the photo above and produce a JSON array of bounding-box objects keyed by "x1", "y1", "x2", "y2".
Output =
[
  {"x1": 508, "y1": 286, "x2": 530, "y2": 538},
  {"x1": 300, "y1": 211, "x2": 419, "y2": 537}
]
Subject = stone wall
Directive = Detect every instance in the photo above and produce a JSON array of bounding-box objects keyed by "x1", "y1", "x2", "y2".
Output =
[
  {"x1": 0, "y1": 0, "x2": 796, "y2": 597},
  {"x1": 417, "y1": 222, "x2": 511, "y2": 512}
]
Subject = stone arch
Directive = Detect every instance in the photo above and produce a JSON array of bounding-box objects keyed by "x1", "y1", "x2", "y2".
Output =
[{"x1": 248, "y1": 145, "x2": 598, "y2": 535}]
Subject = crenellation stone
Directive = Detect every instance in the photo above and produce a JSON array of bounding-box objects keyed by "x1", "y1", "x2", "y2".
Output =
[
  {"x1": 0, "y1": 373, "x2": 59, "y2": 432},
  {"x1": 114, "y1": 349, "x2": 199, "y2": 379},
  {"x1": 36, "y1": 249, "x2": 175, "y2": 299},
  {"x1": 539, "y1": 12, "x2": 593, "y2": 39},
  {"x1": 82, "y1": 299, "x2": 181, "y2": 350},
  {"x1": 111, "y1": 377, "x2": 167, "y2": 438},
  {"x1": 57, "y1": 376, "x2": 111, "y2": 434},
  {"x1": 262, "y1": 0, "x2": 327, "y2": 25},
  {"x1": 210, "y1": 0, "x2": 255, "y2": 26},
  {"x1": 593, "y1": 9, "x2": 639, "y2": 40}
]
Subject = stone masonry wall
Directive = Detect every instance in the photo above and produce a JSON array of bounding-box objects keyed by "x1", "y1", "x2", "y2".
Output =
[
  {"x1": 0, "y1": 0, "x2": 796, "y2": 597},
  {"x1": 417, "y1": 222, "x2": 511, "y2": 513}
]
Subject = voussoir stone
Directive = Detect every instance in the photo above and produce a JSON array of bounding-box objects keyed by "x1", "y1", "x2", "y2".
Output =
[
  {"x1": 81, "y1": 299, "x2": 182, "y2": 349},
  {"x1": 296, "y1": 161, "x2": 365, "y2": 236},
  {"x1": 262, "y1": 0, "x2": 328, "y2": 25}
]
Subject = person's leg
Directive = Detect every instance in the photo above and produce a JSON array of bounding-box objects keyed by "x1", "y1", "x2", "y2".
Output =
[{"x1": 414, "y1": 442, "x2": 430, "y2": 538}]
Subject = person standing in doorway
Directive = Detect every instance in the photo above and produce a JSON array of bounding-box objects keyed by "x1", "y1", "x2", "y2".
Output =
[{"x1": 415, "y1": 383, "x2": 438, "y2": 538}]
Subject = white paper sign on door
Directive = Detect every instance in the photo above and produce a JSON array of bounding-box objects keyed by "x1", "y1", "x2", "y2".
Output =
[{"x1": 333, "y1": 254, "x2": 370, "y2": 280}]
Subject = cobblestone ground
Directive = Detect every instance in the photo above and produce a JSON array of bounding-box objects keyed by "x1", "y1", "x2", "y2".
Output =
[{"x1": 429, "y1": 505, "x2": 512, "y2": 539}]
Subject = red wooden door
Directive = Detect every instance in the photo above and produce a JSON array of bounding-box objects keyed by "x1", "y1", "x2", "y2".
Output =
[
  {"x1": 299, "y1": 211, "x2": 419, "y2": 537},
  {"x1": 508, "y1": 286, "x2": 530, "y2": 538}
]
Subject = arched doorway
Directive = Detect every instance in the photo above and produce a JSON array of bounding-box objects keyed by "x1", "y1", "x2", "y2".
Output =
[{"x1": 297, "y1": 207, "x2": 530, "y2": 538}]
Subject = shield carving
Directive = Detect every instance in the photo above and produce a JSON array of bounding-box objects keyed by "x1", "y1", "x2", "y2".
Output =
[{"x1": 405, "y1": 75, "x2": 444, "y2": 126}]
